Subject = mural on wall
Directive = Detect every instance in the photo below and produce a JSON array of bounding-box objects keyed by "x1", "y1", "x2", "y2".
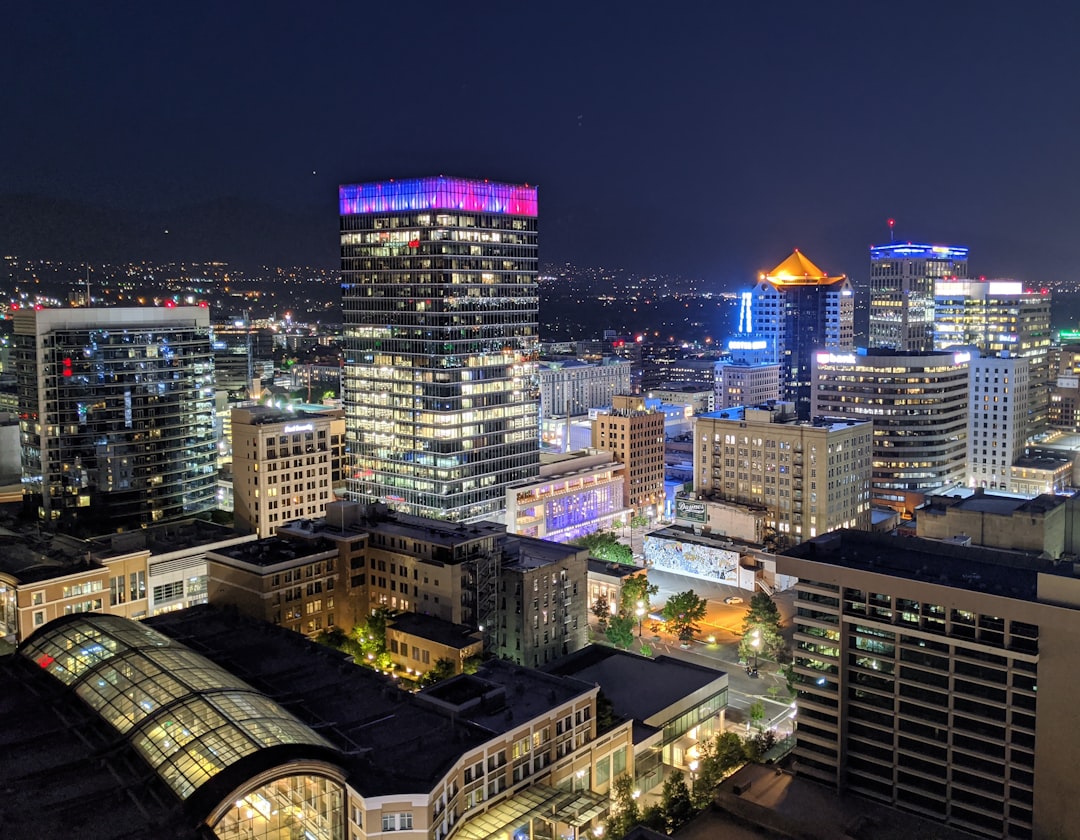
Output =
[{"x1": 644, "y1": 535, "x2": 739, "y2": 581}]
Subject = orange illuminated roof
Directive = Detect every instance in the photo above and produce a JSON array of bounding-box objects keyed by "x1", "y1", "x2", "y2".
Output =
[{"x1": 762, "y1": 249, "x2": 846, "y2": 285}]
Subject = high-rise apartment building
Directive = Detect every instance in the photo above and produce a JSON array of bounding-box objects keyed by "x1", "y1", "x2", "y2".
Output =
[
  {"x1": 968, "y1": 355, "x2": 1029, "y2": 492},
  {"x1": 714, "y1": 360, "x2": 781, "y2": 409},
  {"x1": 592, "y1": 395, "x2": 665, "y2": 516},
  {"x1": 15, "y1": 307, "x2": 217, "y2": 530},
  {"x1": 1049, "y1": 343, "x2": 1080, "y2": 431},
  {"x1": 693, "y1": 403, "x2": 873, "y2": 545},
  {"x1": 743, "y1": 251, "x2": 854, "y2": 419},
  {"x1": 869, "y1": 242, "x2": 968, "y2": 351},
  {"x1": 231, "y1": 405, "x2": 346, "y2": 537},
  {"x1": 780, "y1": 529, "x2": 1080, "y2": 840},
  {"x1": 538, "y1": 357, "x2": 632, "y2": 419},
  {"x1": 812, "y1": 349, "x2": 972, "y2": 515},
  {"x1": 340, "y1": 176, "x2": 540, "y2": 522},
  {"x1": 935, "y1": 279, "x2": 1052, "y2": 436}
]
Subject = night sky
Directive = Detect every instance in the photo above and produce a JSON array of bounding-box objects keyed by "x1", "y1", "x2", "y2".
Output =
[{"x1": 4, "y1": 2, "x2": 1079, "y2": 286}]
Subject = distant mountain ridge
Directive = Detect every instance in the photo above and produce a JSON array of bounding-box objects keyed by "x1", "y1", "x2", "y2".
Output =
[{"x1": 0, "y1": 193, "x2": 337, "y2": 271}]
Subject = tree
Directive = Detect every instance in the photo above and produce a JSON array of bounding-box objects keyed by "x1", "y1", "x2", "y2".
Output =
[
  {"x1": 714, "y1": 731, "x2": 749, "y2": 772},
  {"x1": 573, "y1": 530, "x2": 634, "y2": 565},
  {"x1": 739, "y1": 591, "x2": 786, "y2": 665},
  {"x1": 690, "y1": 731, "x2": 747, "y2": 807},
  {"x1": 592, "y1": 593, "x2": 611, "y2": 631},
  {"x1": 660, "y1": 769, "x2": 694, "y2": 832},
  {"x1": 605, "y1": 614, "x2": 636, "y2": 649},
  {"x1": 352, "y1": 606, "x2": 392, "y2": 662},
  {"x1": 662, "y1": 590, "x2": 708, "y2": 644},
  {"x1": 749, "y1": 700, "x2": 766, "y2": 732},
  {"x1": 639, "y1": 804, "x2": 666, "y2": 832},
  {"x1": 619, "y1": 574, "x2": 658, "y2": 616},
  {"x1": 743, "y1": 592, "x2": 783, "y2": 636},
  {"x1": 313, "y1": 626, "x2": 362, "y2": 662},
  {"x1": 607, "y1": 775, "x2": 640, "y2": 840},
  {"x1": 419, "y1": 657, "x2": 456, "y2": 686}
]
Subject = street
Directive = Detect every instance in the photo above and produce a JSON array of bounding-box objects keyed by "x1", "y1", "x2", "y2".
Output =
[{"x1": 598, "y1": 566, "x2": 799, "y2": 737}]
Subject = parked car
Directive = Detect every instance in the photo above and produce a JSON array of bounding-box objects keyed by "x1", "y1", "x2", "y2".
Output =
[{"x1": 723, "y1": 595, "x2": 744, "y2": 605}]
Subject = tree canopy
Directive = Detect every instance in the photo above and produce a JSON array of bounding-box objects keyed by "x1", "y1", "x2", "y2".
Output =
[
  {"x1": 573, "y1": 530, "x2": 634, "y2": 565},
  {"x1": 605, "y1": 614, "x2": 636, "y2": 649},
  {"x1": 619, "y1": 574, "x2": 658, "y2": 615},
  {"x1": 739, "y1": 592, "x2": 786, "y2": 663},
  {"x1": 662, "y1": 590, "x2": 708, "y2": 643}
]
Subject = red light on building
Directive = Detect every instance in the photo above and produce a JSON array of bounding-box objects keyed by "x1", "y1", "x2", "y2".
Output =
[
  {"x1": 36, "y1": 654, "x2": 55, "y2": 669},
  {"x1": 164, "y1": 300, "x2": 176, "y2": 308}
]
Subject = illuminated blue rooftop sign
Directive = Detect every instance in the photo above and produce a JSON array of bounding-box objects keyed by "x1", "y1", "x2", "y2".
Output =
[{"x1": 870, "y1": 243, "x2": 969, "y2": 261}]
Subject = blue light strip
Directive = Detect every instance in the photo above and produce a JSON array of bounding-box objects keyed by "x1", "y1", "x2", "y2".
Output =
[
  {"x1": 870, "y1": 243, "x2": 969, "y2": 260},
  {"x1": 340, "y1": 176, "x2": 537, "y2": 217}
]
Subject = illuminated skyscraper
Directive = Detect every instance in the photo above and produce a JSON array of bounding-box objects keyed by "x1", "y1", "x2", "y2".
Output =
[
  {"x1": 935, "y1": 278, "x2": 1052, "y2": 437},
  {"x1": 812, "y1": 348, "x2": 972, "y2": 516},
  {"x1": 340, "y1": 176, "x2": 540, "y2": 521},
  {"x1": 15, "y1": 307, "x2": 217, "y2": 530},
  {"x1": 744, "y1": 250, "x2": 854, "y2": 419},
  {"x1": 868, "y1": 242, "x2": 968, "y2": 351}
]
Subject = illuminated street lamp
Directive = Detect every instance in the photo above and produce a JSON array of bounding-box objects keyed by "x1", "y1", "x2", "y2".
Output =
[
  {"x1": 635, "y1": 600, "x2": 645, "y2": 637},
  {"x1": 750, "y1": 628, "x2": 761, "y2": 673},
  {"x1": 688, "y1": 759, "x2": 699, "y2": 796}
]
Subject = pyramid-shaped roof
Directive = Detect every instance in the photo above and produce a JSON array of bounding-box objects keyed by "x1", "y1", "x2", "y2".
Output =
[{"x1": 762, "y1": 249, "x2": 846, "y2": 285}]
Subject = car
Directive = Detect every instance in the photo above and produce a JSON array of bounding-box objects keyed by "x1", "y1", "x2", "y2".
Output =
[{"x1": 723, "y1": 596, "x2": 744, "y2": 605}]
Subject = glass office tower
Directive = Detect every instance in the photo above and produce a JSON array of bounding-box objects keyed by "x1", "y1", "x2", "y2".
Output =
[
  {"x1": 340, "y1": 176, "x2": 540, "y2": 521},
  {"x1": 15, "y1": 307, "x2": 217, "y2": 531},
  {"x1": 868, "y1": 242, "x2": 968, "y2": 352}
]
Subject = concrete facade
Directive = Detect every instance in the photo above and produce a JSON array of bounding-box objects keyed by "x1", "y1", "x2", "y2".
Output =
[{"x1": 780, "y1": 529, "x2": 1080, "y2": 840}]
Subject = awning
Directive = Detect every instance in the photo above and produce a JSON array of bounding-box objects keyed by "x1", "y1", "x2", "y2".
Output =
[{"x1": 454, "y1": 785, "x2": 610, "y2": 840}]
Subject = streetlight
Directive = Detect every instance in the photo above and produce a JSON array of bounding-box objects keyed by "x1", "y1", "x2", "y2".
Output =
[
  {"x1": 635, "y1": 600, "x2": 645, "y2": 638},
  {"x1": 688, "y1": 759, "x2": 699, "y2": 796},
  {"x1": 750, "y1": 628, "x2": 761, "y2": 675}
]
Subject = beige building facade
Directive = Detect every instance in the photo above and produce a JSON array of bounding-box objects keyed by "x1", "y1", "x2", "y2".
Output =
[
  {"x1": 781, "y1": 530, "x2": 1080, "y2": 840},
  {"x1": 693, "y1": 402, "x2": 872, "y2": 546},
  {"x1": 231, "y1": 405, "x2": 346, "y2": 538},
  {"x1": 592, "y1": 395, "x2": 665, "y2": 516}
]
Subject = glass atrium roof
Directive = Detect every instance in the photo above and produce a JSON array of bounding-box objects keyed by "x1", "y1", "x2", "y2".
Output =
[{"x1": 20, "y1": 614, "x2": 334, "y2": 801}]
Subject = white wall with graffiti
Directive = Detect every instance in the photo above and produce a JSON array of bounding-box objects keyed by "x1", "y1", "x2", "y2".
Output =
[{"x1": 643, "y1": 533, "x2": 740, "y2": 582}]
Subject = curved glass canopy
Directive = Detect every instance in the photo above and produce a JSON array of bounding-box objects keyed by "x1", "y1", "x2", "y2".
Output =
[{"x1": 20, "y1": 614, "x2": 334, "y2": 801}]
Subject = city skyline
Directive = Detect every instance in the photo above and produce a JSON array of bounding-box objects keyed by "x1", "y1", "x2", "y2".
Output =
[{"x1": 3, "y1": 4, "x2": 1079, "y2": 284}]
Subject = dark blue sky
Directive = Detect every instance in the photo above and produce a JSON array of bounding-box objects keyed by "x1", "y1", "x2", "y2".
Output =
[{"x1": 3, "y1": 2, "x2": 1079, "y2": 285}]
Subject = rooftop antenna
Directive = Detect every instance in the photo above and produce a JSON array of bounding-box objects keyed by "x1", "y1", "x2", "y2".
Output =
[
  {"x1": 887, "y1": 218, "x2": 895, "y2": 243},
  {"x1": 85, "y1": 264, "x2": 91, "y2": 305}
]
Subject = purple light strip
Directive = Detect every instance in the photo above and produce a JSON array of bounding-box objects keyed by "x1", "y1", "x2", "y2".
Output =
[{"x1": 340, "y1": 176, "x2": 537, "y2": 217}]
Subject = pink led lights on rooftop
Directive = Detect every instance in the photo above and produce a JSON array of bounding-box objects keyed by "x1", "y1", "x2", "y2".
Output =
[{"x1": 340, "y1": 176, "x2": 537, "y2": 217}]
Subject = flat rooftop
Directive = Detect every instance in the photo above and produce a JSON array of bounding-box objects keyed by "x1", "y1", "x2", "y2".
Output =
[
  {"x1": 279, "y1": 506, "x2": 506, "y2": 553},
  {"x1": 919, "y1": 490, "x2": 1067, "y2": 518},
  {"x1": 783, "y1": 529, "x2": 1071, "y2": 602},
  {"x1": 87, "y1": 518, "x2": 247, "y2": 560},
  {"x1": 545, "y1": 646, "x2": 726, "y2": 742},
  {"x1": 388, "y1": 612, "x2": 481, "y2": 650},
  {"x1": 704, "y1": 764, "x2": 976, "y2": 840},
  {"x1": 501, "y1": 535, "x2": 585, "y2": 571},
  {"x1": 0, "y1": 527, "x2": 93, "y2": 584},
  {"x1": 208, "y1": 535, "x2": 337, "y2": 567}
]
